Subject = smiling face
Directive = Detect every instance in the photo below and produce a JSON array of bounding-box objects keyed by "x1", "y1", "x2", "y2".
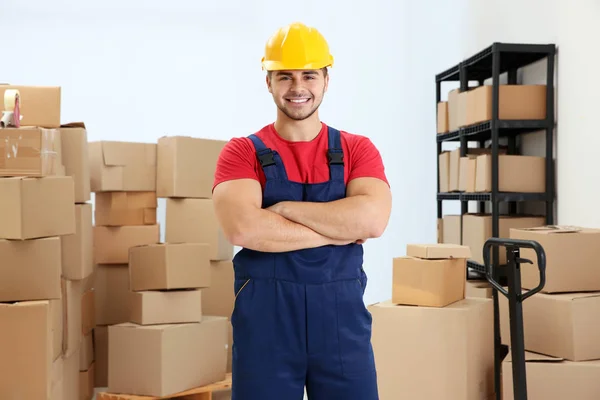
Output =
[{"x1": 267, "y1": 69, "x2": 329, "y2": 121}]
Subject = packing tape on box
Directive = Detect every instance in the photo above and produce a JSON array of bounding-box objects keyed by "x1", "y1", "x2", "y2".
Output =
[{"x1": 3, "y1": 89, "x2": 20, "y2": 111}]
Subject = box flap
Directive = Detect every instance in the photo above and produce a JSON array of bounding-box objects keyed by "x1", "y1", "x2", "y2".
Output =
[
  {"x1": 406, "y1": 243, "x2": 472, "y2": 259},
  {"x1": 60, "y1": 122, "x2": 86, "y2": 129},
  {"x1": 516, "y1": 225, "x2": 583, "y2": 234},
  {"x1": 101, "y1": 142, "x2": 130, "y2": 166},
  {"x1": 504, "y1": 350, "x2": 563, "y2": 363}
]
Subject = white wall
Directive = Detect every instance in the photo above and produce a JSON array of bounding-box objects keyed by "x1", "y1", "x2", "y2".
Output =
[
  {"x1": 462, "y1": 0, "x2": 600, "y2": 228},
  {"x1": 5, "y1": 0, "x2": 467, "y2": 305}
]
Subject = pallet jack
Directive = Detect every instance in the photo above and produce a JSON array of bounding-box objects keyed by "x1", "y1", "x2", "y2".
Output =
[{"x1": 483, "y1": 237, "x2": 546, "y2": 400}]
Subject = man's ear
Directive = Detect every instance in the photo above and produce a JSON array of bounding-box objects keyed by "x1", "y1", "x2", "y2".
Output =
[
  {"x1": 266, "y1": 74, "x2": 273, "y2": 93},
  {"x1": 324, "y1": 72, "x2": 330, "y2": 93}
]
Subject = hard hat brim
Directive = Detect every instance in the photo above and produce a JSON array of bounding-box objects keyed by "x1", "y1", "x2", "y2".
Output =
[{"x1": 262, "y1": 57, "x2": 334, "y2": 71}]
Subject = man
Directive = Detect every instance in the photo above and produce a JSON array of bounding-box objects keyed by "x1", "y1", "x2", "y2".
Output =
[{"x1": 212, "y1": 22, "x2": 392, "y2": 400}]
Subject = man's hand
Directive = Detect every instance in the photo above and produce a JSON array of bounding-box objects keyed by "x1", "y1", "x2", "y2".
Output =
[
  {"x1": 267, "y1": 177, "x2": 392, "y2": 241},
  {"x1": 213, "y1": 179, "x2": 356, "y2": 253}
]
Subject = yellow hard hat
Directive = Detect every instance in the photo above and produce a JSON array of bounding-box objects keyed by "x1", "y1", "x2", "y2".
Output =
[{"x1": 262, "y1": 22, "x2": 334, "y2": 71}]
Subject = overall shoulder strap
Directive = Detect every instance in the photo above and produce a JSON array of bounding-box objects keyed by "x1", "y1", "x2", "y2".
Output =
[
  {"x1": 326, "y1": 126, "x2": 344, "y2": 182},
  {"x1": 248, "y1": 134, "x2": 284, "y2": 180}
]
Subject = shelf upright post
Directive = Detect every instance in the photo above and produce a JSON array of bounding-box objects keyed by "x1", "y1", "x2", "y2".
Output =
[
  {"x1": 491, "y1": 44, "x2": 502, "y2": 400},
  {"x1": 459, "y1": 62, "x2": 468, "y2": 245},
  {"x1": 507, "y1": 68, "x2": 518, "y2": 215},
  {"x1": 436, "y1": 76, "x2": 442, "y2": 221},
  {"x1": 545, "y1": 48, "x2": 555, "y2": 225}
]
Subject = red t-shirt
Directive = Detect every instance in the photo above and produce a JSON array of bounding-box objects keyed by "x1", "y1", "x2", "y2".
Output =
[{"x1": 213, "y1": 122, "x2": 389, "y2": 191}]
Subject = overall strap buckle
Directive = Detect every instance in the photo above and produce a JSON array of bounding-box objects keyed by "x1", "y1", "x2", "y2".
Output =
[
  {"x1": 257, "y1": 150, "x2": 276, "y2": 167},
  {"x1": 327, "y1": 149, "x2": 344, "y2": 165}
]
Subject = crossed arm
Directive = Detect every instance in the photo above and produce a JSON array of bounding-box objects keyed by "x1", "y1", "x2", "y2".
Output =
[{"x1": 212, "y1": 177, "x2": 392, "y2": 253}]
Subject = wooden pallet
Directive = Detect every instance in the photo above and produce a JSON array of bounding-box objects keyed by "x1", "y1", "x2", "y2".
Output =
[{"x1": 96, "y1": 373, "x2": 232, "y2": 400}]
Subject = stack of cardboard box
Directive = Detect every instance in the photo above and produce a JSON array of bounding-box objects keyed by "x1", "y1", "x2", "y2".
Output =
[
  {"x1": 369, "y1": 243, "x2": 496, "y2": 400},
  {"x1": 497, "y1": 226, "x2": 600, "y2": 399},
  {"x1": 0, "y1": 85, "x2": 92, "y2": 399},
  {"x1": 89, "y1": 140, "x2": 161, "y2": 386}
]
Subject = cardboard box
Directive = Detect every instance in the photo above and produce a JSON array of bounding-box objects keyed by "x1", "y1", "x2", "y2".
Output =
[
  {"x1": 202, "y1": 261, "x2": 235, "y2": 373},
  {"x1": 0, "y1": 176, "x2": 75, "y2": 239},
  {"x1": 0, "y1": 127, "x2": 64, "y2": 177},
  {"x1": 80, "y1": 363, "x2": 95, "y2": 400},
  {"x1": 50, "y1": 298, "x2": 64, "y2": 360},
  {"x1": 89, "y1": 141, "x2": 157, "y2": 192},
  {"x1": 369, "y1": 298, "x2": 494, "y2": 400},
  {"x1": 95, "y1": 191, "x2": 157, "y2": 226},
  {"x1": 59, "y1": 122, "x2": 90, "y2": 203},
  {"x1": 437, "y1": 101, "x2": 449, "y2": 134},
  {"x1": 500, "y1": 290, "x2": 600, "y2": 361},
  {"x1": 448, "y1": 148, "x2": 461, "y2": 192},
  {"x1": 0, "y1": 301, "x2": 53, "y2": 399},
  {"x1": 438, "y1": 151, "x2": 450, "y2": 192},
  {"x1": 79, "y1": 332, "x2": 94, "y2": 371},
  {"x1": 447, "y1": 88, "x2": 461, "y2": 131},
  {"x1": 94, "y1": 265, "x2": 131, "y2": 326},
  {"x1": 0, "y1": 85, "x2": 61, "y2": 128},
  {"x1": 467, "y1": 84, "x2": 546, "y2": 126},
  {"x1": 449, "y1": 148, "x2": 507, "y2": 193},
  {"x1": 462, "y1": 214, "x2": 545, "y2": 265},
  {"x1": 466, "y1": 280, "x2": 493, "y2": 299},
  {"x1": 129, "y1": 243, "x2": 211, "y2": 291},
  {"x1": 442, "y1": 215, "x2": 461, "y2": 245},
  {"x1": 93, "y1": 224, "x2": 160, "y2": 264},
  {"x1": 63, "y1": 347, "x2": 80, "y2": 400},
  {"x1": 0, "y1": 236, "x2": 61, "y2": 301},
  {"x1": 157, "y1": 136, "x2": 227, "y2": 198},
  {"x1": 61, "y1": 203, "x2": 93, "y2": 280},
  {"x1": 165, "y1": 199, "x2": 233, "y2": 261},
  {"x1": 510, "y1": 226, "x2": 600, "y2": 293},
  {"x1": 93, "y1": 326, "x2": 108, "y2": 387},
  {"x1": 50, "y1": 356, "x2": 64, "y2": 400},
  {"x1": 475, "y1": 154, "x2": 545, "y2": 193},
  {"x1": 502, "y1": 351, "x2": 600, "y2": 400},
  {"x1": 406, "y1": 243, "x2": 471, "y2": 259},
  {"x1": 459, "y1": 156, "x2": 477, "y2": 192},
  {"x1": 81, "y1": 289, "x2": 95, "y2": 336},
  {"x1": 130, "y1": 290, "x2": 203, "y2": 325},
  {"x1": 108, "y1": 317, "x2": 228, "y2": 397},
  {"x1": 436, "y1": 218, "x2": 443, "y2": 243},
  {"x1": 64, "y1": 279, "x2": 83, "y2": 358}
]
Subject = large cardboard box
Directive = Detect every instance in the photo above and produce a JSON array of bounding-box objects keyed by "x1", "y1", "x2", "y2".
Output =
[
  {"x1": 61, "y1": 203, "x2": 93, "y2": 280},
  {"x1": 0, "y1": 301, "x2": 53, "y2": 399},
  {"x1": 201, "y1": 261, "x2": 235, "y2": 373},
  {"x1": 89, "y1": 141, "x2": 157, "y2": 192},
  {"x1": 502, "y1": 351, "x2": 600, "y2": 400},
  {"x1": 95, "y1": 191, "x2": 157, "y2": 226},
  {"x1": 130, "y1": 290, "x2": 203, "y2": 325},
  {"x1": 437, "y1": 101, "x2": 449, "y2": 134},
  {"x1": 475, "y1": 154, "x2": 545, "y2": 193},
  {"x1": 369, "y1": 298, "x2": 494, "y2": 400},
  {"x1": 467, "y1": 84, "x2": 546, "y2": 126},
  {"x1": 93, "y1": 224, "x2": 160, "y2": 264},
  {"x1": 500, "y1": 290, "x2": 600, "y2": 361},
  {"x1": 108, "y1": 317, "x2": 228, "y2": 397},
  {"x1": 50, "y1": 298, "x2": 64, "y2": 360},
  {"x1": 0, "y1": 127, "x2": 64, "y2": 177},
  {"x1": 59, "y1": 122, "x2": 90, "y2": 202},
  {"x1": 165, "y1": 199, "x2": 233, "y2": 261},
  {"x1": 0, "y1": 85, "x2": 61, "y2": 128},
  {"x1": 157, "y1": 136, "x2": 227, "y2": 198},
  {"x1": 129, "y1": 243, "x2": 211, "y2": 291},
  {"x1": 462, "y1": 214, "x2": 545, "y2": 265},
  {"x1": 510, "y1": 226, "x2": 600, "y2": 293},
  {"x1": 393, "y1": 244, "x2": 470, "y2": 308},
  {"x1": 0, "y1": 176, "x2": 75, "y2": 239},
  {"x1": 0, "y1": 237, "x2": 61, "y2": 301},
  {"x1": 94, "y1": 265, "x2": 131, "y2": 326}
]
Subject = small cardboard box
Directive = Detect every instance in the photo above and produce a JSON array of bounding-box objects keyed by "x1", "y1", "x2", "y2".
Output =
[
  {"x1": 0, "y1": 237, "x2": 62, "y2": 302},
  {"x1": 369, "y1": 298, "x2": 494, "y2": 400},
  {"x1": 502, "y1": 351, "x2": 600, "y2": 400},
  {"x1": 129, "y1": 243, "x2": 211, "y2": 291},
  {"x1": 130, "y1": 290, "x2": 202, "y2": 325},
  {"x1": 59, "y1": 122, "x2": 90, "y2": 203},
  {"x1": 0, "y1": 85, "x2": 61, "y2": 128},
  {"x1": 475, "y1": 154, "x2": 545, "y2": 193},
  {"x1": 0, "y1": 127, "x2": 64, "y2": 177},
  {"x1": 437, "y1": 101, "x2": 449, "y2": 134},
  {"x1": 61, "y1": 203, "x2": 93, "y2": 280},
  {"x1": 95, "y1": 191, "x2": 157, "y2": 226},
  {"x1": 89, "y1": 141, "x2": 156, "y2": 192},
  {"x1": 157, "y1": 136, "x2": 227, "y2": 198},
  {"x1": 165, "y1": 199, "x2": 232, "y2": 261},
  {"x1": 438, "y1": 151, "x2": 450, "y2": 192},
  {"x1": 108, "y1": 317, "x2": 228, "y2": 397},
  {"x1": 93, "y1": 225, "x2": 160, "y2": 264},
  {"x1": 442, "y1": 215, "x2": 461, "y2": 245},
  {"x1": 0, "y1": 176, "x2": 75, "y2": 240},
  {"x1": 459, "y1": 156, "x2": 477, "y2": 192},
  {"x1": 510, "y1": 226, "x2": 600, "y2": 293},
  {"x1": 406, "y1": 243, "x2": 472, "y2": 259}
]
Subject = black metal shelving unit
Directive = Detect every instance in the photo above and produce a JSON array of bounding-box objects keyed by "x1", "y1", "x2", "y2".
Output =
[{"x1": 435, "y1": 42, "x2": 556, "y2": 400}]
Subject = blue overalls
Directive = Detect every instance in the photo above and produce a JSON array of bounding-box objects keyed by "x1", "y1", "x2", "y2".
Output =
[{"x1": 230, "y1": 126, "x2": 379, "y2": 400}]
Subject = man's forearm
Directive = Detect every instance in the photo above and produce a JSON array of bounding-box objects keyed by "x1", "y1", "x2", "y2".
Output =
[
  {"x1": 275, "y1": 195, "x2": 386, "y2": 240},
  {"x1": 231, "y1": 209, "x2": 346, "y2": 253}
]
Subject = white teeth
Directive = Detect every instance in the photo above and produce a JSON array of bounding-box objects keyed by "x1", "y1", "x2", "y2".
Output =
[{"x1": 289, "y1": 98, "x2": 309, "y2": 103}]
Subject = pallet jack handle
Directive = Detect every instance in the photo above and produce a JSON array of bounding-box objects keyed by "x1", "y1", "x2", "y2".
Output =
[{"x1": 483, "y1": 237, "x2": 546, "y2": 400}]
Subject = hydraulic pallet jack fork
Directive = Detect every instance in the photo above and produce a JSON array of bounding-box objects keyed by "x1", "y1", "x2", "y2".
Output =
[{"x1": 483, "y1": 237, "x2": 546, "y2": 400}]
